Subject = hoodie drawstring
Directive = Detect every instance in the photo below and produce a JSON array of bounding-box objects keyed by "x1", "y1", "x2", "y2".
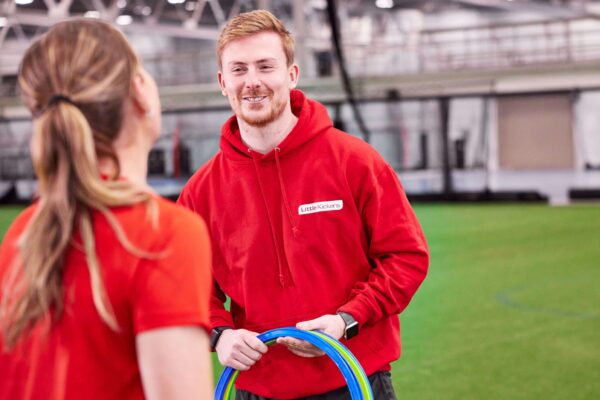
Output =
[
  {"x1": 250, "y1": 150, "x2": 291, "y2": 287},
  {"x1": 274, "y1": 147, "x2": 300, "y2": 239}
]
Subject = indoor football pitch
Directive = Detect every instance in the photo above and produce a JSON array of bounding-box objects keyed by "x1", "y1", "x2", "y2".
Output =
[{"x1": 1, "y1": 203, "x2": 598, "y2": 399}]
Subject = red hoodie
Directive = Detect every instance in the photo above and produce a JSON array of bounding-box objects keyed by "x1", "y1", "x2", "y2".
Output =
[{"x1": 178, "y1": 90, "x2": 429, "y2": 398}]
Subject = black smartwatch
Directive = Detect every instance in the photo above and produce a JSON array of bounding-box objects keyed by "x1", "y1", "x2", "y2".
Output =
[
  {"x1": 337, "y1": 311, "x2": 359, "y2": 340},
  {"x1": 210, "y1": 326, "x2": 232, "y2": 351}
]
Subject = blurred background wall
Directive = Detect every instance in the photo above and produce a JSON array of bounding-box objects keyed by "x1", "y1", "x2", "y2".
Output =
[{"x1": 2, "y1": 0, "x2": 600, "y2": 204}]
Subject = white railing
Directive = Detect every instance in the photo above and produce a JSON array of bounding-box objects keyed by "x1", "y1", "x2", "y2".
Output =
[{"x1": 348, "y1": 17, "x2": 600, "y2": 77}]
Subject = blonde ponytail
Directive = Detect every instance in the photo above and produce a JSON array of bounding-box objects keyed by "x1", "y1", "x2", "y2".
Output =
[{"x1": 2, "y1": 19, "x2": 157, "y2": 349}]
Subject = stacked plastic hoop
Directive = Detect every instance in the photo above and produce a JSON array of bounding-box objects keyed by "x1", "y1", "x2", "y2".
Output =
[{"x1": 214, "y1": 327, "x2": 374, "y2": 400}]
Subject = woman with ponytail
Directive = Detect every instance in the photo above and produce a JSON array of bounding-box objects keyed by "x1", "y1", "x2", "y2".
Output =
[{"x1": 0, "y1": 19, "x2": 213, "y2": 399}]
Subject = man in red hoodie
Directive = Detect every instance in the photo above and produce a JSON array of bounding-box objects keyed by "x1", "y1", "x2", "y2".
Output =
[{"x1": 178, "y1": 9, "x2": 429, "y2": 400}]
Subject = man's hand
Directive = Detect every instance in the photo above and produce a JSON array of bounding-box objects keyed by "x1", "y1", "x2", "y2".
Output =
[
  {"x1": 276, "y1": 314, "x2": 346, "y2": 358},
  {"x1": 215, "y1": 329, "x2": 268, "y2": 371}
]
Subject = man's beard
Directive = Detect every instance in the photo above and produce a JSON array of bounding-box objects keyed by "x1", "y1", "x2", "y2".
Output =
[{"x1": 236, "y1": 90, "x2": 287, "y2": 128}]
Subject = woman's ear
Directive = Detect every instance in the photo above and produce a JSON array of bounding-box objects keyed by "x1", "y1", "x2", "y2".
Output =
[{"x1": 130, "y1": 71, "x2": 151, "y2": 116}]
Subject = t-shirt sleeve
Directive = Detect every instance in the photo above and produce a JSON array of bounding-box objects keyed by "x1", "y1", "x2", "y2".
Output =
[{"x1": 130, "y1": 209, "x2": 212, "y2": 335}]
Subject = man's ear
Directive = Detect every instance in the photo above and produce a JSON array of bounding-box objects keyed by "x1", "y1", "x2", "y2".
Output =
[
  {"x1": 289, "y1": 64, "x2": 299, "y2": 89},
  {"x1": 217, "y1": 71, "x2": 227, "y2": 96},
  {"x1": 130, "y1": 72, "x2": 151, "y2": 115}
]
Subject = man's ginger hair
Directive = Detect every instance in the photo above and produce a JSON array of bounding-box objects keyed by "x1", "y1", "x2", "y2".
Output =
[{"x1": 217, "y1": 9, "x2": 295, "y2": 69}]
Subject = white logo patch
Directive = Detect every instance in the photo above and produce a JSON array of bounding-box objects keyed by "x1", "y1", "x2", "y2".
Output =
[{"x1": 298, "y1": 200, "x2": 344, "y2": 215}]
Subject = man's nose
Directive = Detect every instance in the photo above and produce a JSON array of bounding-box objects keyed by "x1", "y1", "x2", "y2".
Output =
[{"x1": 244, "y1": 69, "x2": 262, "y2": 89}]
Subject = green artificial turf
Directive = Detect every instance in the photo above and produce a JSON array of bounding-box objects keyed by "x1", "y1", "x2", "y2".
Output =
[
  {"x1": 1, "y1": 203, "x2": 599, "y2": 399},
  {"x1": 395, "y1": 204, "x2": 600, "y2": 400},
  {"x1": 0, "y1": 206, "x2": 25, "y2": 239}
]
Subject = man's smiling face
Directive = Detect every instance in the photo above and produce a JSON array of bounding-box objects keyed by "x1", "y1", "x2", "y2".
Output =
[{"x1": 218, "y1": 31, "x2": 298, "y2": 128}]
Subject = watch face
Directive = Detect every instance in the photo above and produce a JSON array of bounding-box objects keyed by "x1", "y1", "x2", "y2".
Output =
[
  {"x1": 345, "y1": 321, "x2": 359, "y2": 339},
  {"x1": 338, "y1": 312, "x2": 359, "y2": 339},
  {"x1": 210, "y1": 329, "x2": 221, "y2": 349}
]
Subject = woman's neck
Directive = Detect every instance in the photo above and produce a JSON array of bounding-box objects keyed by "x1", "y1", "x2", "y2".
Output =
[{"x1": 99, "y1": 128, "x2": 152, "y2": 188}]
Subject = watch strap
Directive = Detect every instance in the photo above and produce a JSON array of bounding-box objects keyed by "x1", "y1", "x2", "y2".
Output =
[
  {"x1": 210, "y1": 326, "x2": 232, "y2": 351},
  {"x1": 337, "y1": 311, "x2": 359, "y2": 340}
]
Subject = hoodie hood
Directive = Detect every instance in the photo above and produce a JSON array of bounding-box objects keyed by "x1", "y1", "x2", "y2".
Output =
[{"x1": 220, "y1": 89, "x2": 333, "y2": 160}]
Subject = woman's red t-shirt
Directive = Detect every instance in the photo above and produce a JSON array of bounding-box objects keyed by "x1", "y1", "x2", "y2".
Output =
[{"x1": 0, "y1": 197, "x2": 211, "y2": 399}]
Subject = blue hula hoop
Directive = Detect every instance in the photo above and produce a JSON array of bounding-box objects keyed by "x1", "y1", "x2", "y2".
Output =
[{"x1": 214, "y1": 327, "x2": 374, "y2": 400}]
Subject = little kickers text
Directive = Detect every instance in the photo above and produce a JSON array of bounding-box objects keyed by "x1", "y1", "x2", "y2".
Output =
[{"x1": 298, "y1": 200, "x2": 344, "y2": 215}]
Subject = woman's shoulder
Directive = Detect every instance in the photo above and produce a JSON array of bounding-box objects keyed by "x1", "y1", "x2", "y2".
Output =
[
  {"x1": 154, "y1": 196, "x2": 208, "y2": 232},
  {"x1": 142, "y1": 196, "x2": 210, "y2": 249}
]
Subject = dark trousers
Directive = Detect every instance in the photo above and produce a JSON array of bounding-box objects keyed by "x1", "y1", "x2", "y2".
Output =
[{"x1": 235, "y1": 371, "x2": 397, "y2": 400}]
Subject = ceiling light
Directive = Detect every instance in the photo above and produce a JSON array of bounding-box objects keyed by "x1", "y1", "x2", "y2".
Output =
[
  {"x1": 168, "y1": 0, "x2": 186, "y2": 4},
  {"x1": 116, "y1": 0, "x2": 127, "y2": 9},
  {"x1": 185, "y1": 1, "x2": 196, "y2": 11},
  {"x1": 141, "y1": 6, "x2": 152, "y2": 16},
  {"x1": 0, "y1": 17, "x2": 6, "y2": 27},
  {"x1": 16, "y1": 0, "x2": 34, "y2": 5},
  {"x1": 311, "y1": 0, "x2": 327, "y2": 10},
  {"x1": 116, "y1": 15, "x2": 133, "y2": 25},
  {"x1": 375, "y1": 0, "x2": 394, "y2": 9},
  {"x1": 84, "y1": 11, "x2": 100, "y2": 19}
]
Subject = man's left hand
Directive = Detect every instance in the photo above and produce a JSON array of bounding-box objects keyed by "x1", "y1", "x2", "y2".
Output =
[{"x1": 276, "y1": 314, "x2": 346, "y2": 358}]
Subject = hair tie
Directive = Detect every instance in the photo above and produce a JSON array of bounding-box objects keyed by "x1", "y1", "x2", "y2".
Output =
[
  {"x1": 33, "y1": 94, "x2": 77, "y2": 118},
  {"x1": 47, "y1": 94, "x2": 76, "y2": 108}
]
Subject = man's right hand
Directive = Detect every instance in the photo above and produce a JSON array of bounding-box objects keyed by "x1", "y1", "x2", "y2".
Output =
[{"x1": 215, "y1": 329, "x2": 268, "y2": 371}]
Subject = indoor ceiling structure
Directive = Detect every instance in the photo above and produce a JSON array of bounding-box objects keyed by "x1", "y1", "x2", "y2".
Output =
[
  {"x1": 2, "y1": 0, "x2": 600, "y2": 53},
  {"x1": 4, "y1": 0, "x2": 600, "y2": 111}
]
